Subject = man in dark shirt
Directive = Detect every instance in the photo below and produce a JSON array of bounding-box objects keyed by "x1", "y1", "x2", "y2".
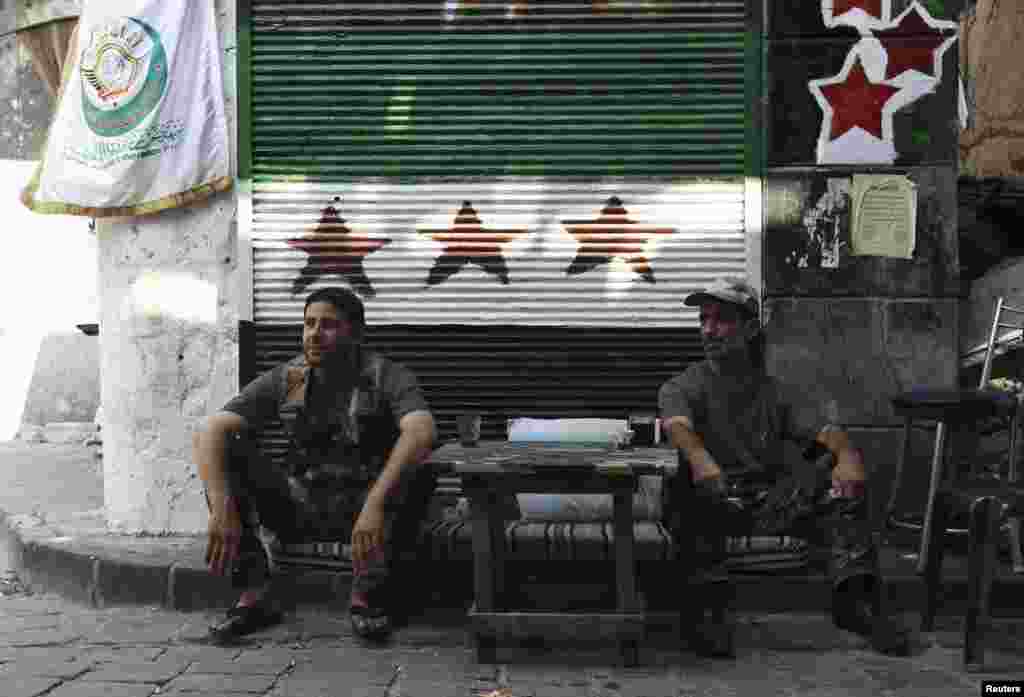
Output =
[
  {"x1": 193, "y1": 287, "x2": 436, "y2": 643},
  {"x1": 659, "y1": 278, "x2": 903, "y2": 652},
  {"x1": 659, "y1": 278, "x2": 865, "y2": 499}
]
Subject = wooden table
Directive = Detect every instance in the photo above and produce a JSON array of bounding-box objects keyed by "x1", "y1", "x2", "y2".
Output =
[{"x1": 431, "y1": 442, "x2": 671, "y2": 666}]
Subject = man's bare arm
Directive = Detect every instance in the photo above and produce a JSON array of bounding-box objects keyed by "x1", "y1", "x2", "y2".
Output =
[
  {"x1": 364, "y1": 410, "x2": 436, "y2": 510},
  {"x1": 193, "y1": 411, "x2": 249, "y2": 577},
  {"x1": 193, "y1": 411, "x2": 248, "y2": 502},
  {"x1": 664, "y1": 415, "x2": 723, "y2": 483}
]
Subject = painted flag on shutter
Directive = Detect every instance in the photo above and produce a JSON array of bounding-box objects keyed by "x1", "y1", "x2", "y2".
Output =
[{"x1": 21, "y1": 0, "x2": 231, "y2": 217}]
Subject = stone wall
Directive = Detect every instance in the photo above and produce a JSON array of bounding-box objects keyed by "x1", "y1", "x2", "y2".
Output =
[
  {"x1": 959, "y1": 0, "x2": 1024, "y2": 177},
  {"x1": 98, "y1": 0, "x2": 239, "y2": 534},
  {"x1": 13, "y1": 0, "x2": 80, "y2": 31},
  {"x1": 20, "y1": 331, "x2": 99, "y2": 426},
  {"x1": 0, "y1": 22, "x2": 53, "y2": 160},
  {"x1": 763, "y1": 0, "x2": 963, "y2": 519}
]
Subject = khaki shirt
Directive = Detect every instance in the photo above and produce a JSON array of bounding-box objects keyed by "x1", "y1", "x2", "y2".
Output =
[{"x1": 658, "y1": 361, "x2": 823, "y2": 479}]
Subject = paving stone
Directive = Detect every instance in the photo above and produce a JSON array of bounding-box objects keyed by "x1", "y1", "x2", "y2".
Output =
[
  {"x1": 163, "y1": 672, "x2": 278, "y2": 693},
  {"x1": 171, "y1": 616, "x2": 224, "y2": 645},
  {"x1": 233, "y1": 646, "x2": 311, "y2": 665},
  {"x1": 0, "y1": 613, "x2": 63, "y2": 632},
  {"x1": 159, "y1": 645, "x2": 242, "y2": 663},
  {"x1": 157, "y1": 689, "x2": 271, "y2": 697},
  {"x1": 45, "y1": 683, "x2": 157, "y2": 697},
  {"x1": 855, "y1": 659, "x2": 976, "y2": 696},
  {"x1": 61, "y1": 614, "x2": 118, "y2": 637},
  {"x1": 285, "y1": 660, "x2": 398, "y2": 684},
  {"x1": 0, "y1": 594, "x2": 70, "y2": 616},
  {"x1": 378, "y1": 649, "x2": 477, "y2": 685},
  {"x1": 0, "y1": 656, "x2": 96, "y2": 679},
  {"x1": 81, "y1": 647, "x2": 167, "y2": 663},
  {"x1": 83, "y1": 614, "x2": 190, "y2": 645},
  {"x1": 0, "y1": 646, "x2": 84, "y2": 662},
  {"x1": 387, "y1": 680, "x2": 476, "y2": 697},
  {"x1": 269, "y1": 677, "x2": 397, "y2": 697},
  {"x1": 0, "y1": 627, "x2": 81, "y2": 646},
  {"x1": 2, "y1": 676, "x2": 63, "y2": 697},
  {"x1": 185, "y1": 655, "x2": 294, "y2": 675},
  {"x1": 77, "y1": 657, "x2": 191, "y2": 684}
]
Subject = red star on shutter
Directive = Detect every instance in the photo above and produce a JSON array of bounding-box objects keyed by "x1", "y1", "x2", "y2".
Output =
[
  {"x1": 876, "y1": 6, "x2": 955, "y2": 79},
  {"x1": 419, "y1": 201, "x2": 527, "y2": 286},
  {"x1": 832, "y1": 0, "x2": 882, "y2": 20},
  {"x1": 287, "y1": 199, "x2": 391, "y2": 298},
  {"x1": 562, "y1": 196, "x2": 677, "y2": 283},
  {"x1": 818, "y1": 59, "x2": 901, "y2": 140}
]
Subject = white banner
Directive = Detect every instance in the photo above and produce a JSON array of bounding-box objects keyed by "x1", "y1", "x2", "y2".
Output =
[{"x1": 21, "y1": 0, "x2": 231, "y2": 217}]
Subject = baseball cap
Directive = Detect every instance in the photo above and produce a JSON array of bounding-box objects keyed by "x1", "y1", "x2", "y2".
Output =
[{"x1": 684, "y1": 277, "x2": 759, "y2": 317}]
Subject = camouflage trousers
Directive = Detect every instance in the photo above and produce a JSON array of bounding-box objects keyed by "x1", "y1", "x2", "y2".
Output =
[
  {"x1": 209, "y1": 432, "x2": 436, "y2": 598},
  {"x1": 667, "y1": 464, "x2": 874, "y2": 583}
]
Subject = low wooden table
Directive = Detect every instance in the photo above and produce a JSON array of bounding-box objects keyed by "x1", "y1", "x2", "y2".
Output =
[{"x1": 432, "y1": 442, "x2": 670, "y2": 666}]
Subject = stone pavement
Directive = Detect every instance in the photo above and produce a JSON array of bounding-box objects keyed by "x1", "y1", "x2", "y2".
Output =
[
  {"x1": 2, "y1": 441, "x2": 1024, "y2": 695},
  {"x1": 1, "y1": 569, "x2": 1022, "y2": 697}
]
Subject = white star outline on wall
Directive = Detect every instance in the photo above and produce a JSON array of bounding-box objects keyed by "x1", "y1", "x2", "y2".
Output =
[{"x1": 809, "y1": 1, "x2": 959, "y2": 165}]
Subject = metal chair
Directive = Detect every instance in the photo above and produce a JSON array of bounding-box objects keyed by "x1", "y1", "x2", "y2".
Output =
[{"x1": 890, "y1": 296, "x2": 1024, "y2": 670}]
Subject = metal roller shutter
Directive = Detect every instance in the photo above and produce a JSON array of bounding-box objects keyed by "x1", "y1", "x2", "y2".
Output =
[{"x1": 245, "y1": 1, "x2": 752, "y2": 441}]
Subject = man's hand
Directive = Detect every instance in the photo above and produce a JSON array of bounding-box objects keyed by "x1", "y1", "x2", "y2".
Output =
[
  {"x1": 352, "y1": 500, "x2": 386, "y2": 576},
  {"x1": 206, "y1": 496, "x2": 243, "y2": 577},
  {"x1": 816, "y1": 427, "x2": 866, "y2": 499}
]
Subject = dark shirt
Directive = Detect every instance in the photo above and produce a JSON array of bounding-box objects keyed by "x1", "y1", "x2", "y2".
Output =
[
  {"x1": 658, "y1": 360, "x2": 823, "y2": 480},
  {"x1": 223, "y1": 349, "x2": 430, "y2": 479}
]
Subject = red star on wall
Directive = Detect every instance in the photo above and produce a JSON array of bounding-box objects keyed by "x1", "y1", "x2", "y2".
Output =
[
  {"x1": 818, "y1": 58, "x2": 901, "y2": 139},
  {"x1": 561, "y1": 196, "x2": 677, "y2": 283},
  {"x1": 832, "y1": 0, "x2": 882, "y2": 20},
  {"x1": 876, "y1": 5, "x2": 956, "y2": 79},
  {"x1": 418, "y1": 201, "x2": 527, "y2": 286},
  {"x1": 287, "y1": 198, "x2": 391, "y2": 298}
]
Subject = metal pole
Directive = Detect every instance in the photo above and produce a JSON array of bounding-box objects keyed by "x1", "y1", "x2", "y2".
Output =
[
  {"x1": 917, "y1": 422, "x2": 948, "y2": 575},
  {"x1": 980, "y1": 297, "x2": 1005, "y2": 388}
]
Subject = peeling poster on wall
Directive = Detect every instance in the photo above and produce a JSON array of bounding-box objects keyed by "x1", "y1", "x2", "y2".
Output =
[{"x1": 790, "y1": 177, "x2": 850, "y2": 270}]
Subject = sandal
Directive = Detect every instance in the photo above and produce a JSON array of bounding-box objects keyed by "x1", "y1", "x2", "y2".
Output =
[
  {"x1": 208, "y1": 604, "x2": 283, "y2": 645},
  {"x1": 350, "y1": 604, "x2": 392, "y2": 641}
]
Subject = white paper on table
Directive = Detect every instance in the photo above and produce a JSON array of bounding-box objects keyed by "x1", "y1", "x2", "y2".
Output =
[{"x1": 507, "y1": 417, "x2": 631, "y2": 447}]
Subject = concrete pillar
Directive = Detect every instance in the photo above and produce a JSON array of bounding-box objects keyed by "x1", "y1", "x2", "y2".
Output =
[
  {"x1": 763, "y1": 1, "x2": 963, "y2": 521},
  {"x1": 97, "y1": 0, "x2": 239, "y2": 534}
]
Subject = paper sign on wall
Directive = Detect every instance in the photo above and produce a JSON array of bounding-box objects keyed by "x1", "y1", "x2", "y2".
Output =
[{"x1": 851, "y1": 175, "x2": 916, "y2": 259}]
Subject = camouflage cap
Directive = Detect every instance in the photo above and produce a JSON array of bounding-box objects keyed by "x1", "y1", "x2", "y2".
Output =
[{"x1": 684, "y1": 277, "x2": 759, "y2": 317}]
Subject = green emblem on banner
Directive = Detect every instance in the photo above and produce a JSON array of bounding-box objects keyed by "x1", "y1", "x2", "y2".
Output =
[{"x1": 80, "y1": 17, "x2": 168, "y2": 138}]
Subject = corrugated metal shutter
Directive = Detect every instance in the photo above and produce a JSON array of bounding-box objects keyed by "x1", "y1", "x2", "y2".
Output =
[
  {"x1": 240, "y1": 321, "x2": 706, "y2": 455},
  {"x1": 251, "y1": 1, "x2": 747, "y2": 180},
  {"x1": 246, "y1": 1, "x2": 750, "y2": 441}
]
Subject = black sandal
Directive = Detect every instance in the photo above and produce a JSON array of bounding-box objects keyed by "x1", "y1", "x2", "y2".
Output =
[
  {"x1": 208, "y1": 604, "x2": 283, "y2": 645},
  {"x1": 350, "y1": 604, "x2": 392, "y2": 641}
]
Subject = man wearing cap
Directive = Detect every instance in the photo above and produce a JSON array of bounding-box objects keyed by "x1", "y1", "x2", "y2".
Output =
[{"x1": 659, "y1": 277, "x2": 903, "y2": 654}]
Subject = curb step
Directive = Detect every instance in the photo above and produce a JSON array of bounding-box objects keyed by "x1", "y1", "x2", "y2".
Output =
[{"x1": 5, "y1": 510, "x2": 1024, "y2": 623}]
